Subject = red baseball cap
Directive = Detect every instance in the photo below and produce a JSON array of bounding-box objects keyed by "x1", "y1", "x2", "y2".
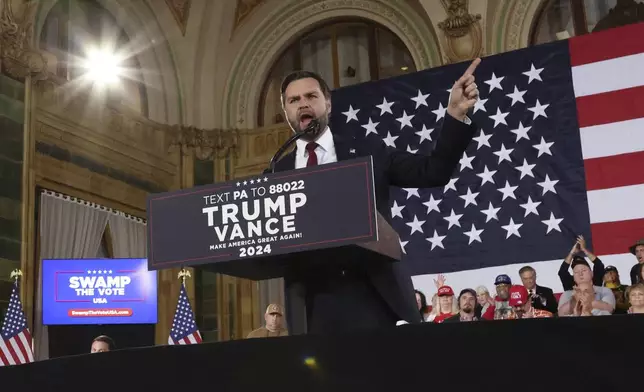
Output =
[
  {"x1": 508, "y1": 285, "x2": 529, "y2": 307},
  {"x1": 437, "y1": 285, "x2": 454, "y2": 297}
]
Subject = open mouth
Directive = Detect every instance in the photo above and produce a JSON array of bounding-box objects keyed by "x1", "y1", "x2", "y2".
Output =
[{"x1": 299, "y1": 112, "x2": 314, "y2": 128}]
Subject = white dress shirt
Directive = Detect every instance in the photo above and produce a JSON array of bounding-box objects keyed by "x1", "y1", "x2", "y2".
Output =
[{"x1": 295, "y1": 126, "x2": 337, "y2": 169}]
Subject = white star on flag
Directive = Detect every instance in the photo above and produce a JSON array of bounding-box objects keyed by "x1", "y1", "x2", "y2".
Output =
[
  {"x1": 406, "y1": 215, "x2": 425, "y2": 235},
  {"x1": 501, "y1": 218, "x2": 523, "y2": 239},
  {"x1": 459, "y1": 153, "x2": 475, "y2": 171},
  {"x1": 523, "y1": 63, "x2": 544, "y2": 83},
  {"x1": 391, "y1": 201, "x2": 405, "y2": 218},
  {"x1": 484, "y1": 72, "x2": 504, "y2": 92},
  {"x1": 382, "y1": 131, "x2": 398, "y2": 148},
  {"x1": 464, "y1": 224, "x2": 484, "y2": 244},
  {"x1": 510, "y1": 121, "x2": 531, "y2": 142},
  {"x1": 402, "y1": 188, "x2": 420, "y2": 199},
  {"x1": 416, "y1": 125, "x2": 434, "y2": 144},
  {"x1": 476, "y1": 165, "x2": 497, "y2": 185},
  {"x1": 342, "y1": 105, "x2": 360, "y2": 122},
  {"x1": 423, "y1": 195, "x2": 442, "y2": 214},
  {"x1": 361, "y1": 118, "x2": 379, "y2": 136},
  {"x1": 411, "y1": 90, "x2": 429, "y2": 108},
  {"x1": 426, "y1": 230, "x2": 446, "y2": 250},
  {"x1": 396, "y1": 111, "x2": 415, "y2": 129},
  {"x1": 376, "y1": 98, "x2": 395, "y2": 115},
  {"x1": 506, "y1": 86, "x2": 527, "y2": 106},
  {"x1": 520, "y1": 196, "x2": 541, "y2": 217},
  {"x1": 443, "y1": 209, "x2": 463, "y2": 229},
  {"x1": 493, "y1": 143, "x2": 514, "y2": 164},
  {"x1": 472, "y1": 130, "x2": 493, "y2": 149},
  {"x1": 528, "y1": 99, "x2": 549, "y2": 119},
  {"x1": 533, "y1": 137, "x2": 554, "y2": 157},
  {"x1": 542, "y1": 212, "x2": 564, "y2": 234},
  {"x1": 489, "y1": 108, "x2": 510, "y2": 128}
]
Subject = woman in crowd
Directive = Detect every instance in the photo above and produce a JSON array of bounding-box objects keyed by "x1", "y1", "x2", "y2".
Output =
[
  {"x1": 430, "y1": 286, "x2": 459, "y2": 323},
  {"x1": 475, "y1": 285, "x2": 496, "y2": 320},
  {"x1": 415, "y1": 289, "x2": 431, "y2": 321},
  {"x1": 627, "y1": 283, "x2": 644, "y2": 314}
]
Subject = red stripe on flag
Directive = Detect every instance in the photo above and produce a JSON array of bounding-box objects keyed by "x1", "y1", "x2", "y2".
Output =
[
  {"x1": 591, "y1": 218, "x2": 644, "y2": 255},
  {"x1": 4, "y1": 339, "x2": 19, "y2": 364},
  {"x1": 14, "y1": 334, "x2": 30, "y2": 363},
  {"x1": 584, "y1": 151, "x2": 644, "y2": 191},
  {"x1": 576, "y1": 85, "x2": 644, "y2": 127},
  {"x1": 0, "y1": 347, "x2": 10, "y2": 366},
  {"x1": 569, "y1": 22, "x2": 644, "y2": 66}
]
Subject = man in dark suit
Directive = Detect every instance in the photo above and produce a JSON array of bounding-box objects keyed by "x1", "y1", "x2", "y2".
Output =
[
  {"x1": 518, "y1": 265, "x2": 558, "y2": 315},
  {"x1": 272, "y1": 59, "x2": 481, "y2": 335}
]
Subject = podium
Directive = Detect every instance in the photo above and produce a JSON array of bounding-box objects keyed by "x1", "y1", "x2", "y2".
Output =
[{"x1": 146, "y1": 156, "x2": 401, "y2": 280}]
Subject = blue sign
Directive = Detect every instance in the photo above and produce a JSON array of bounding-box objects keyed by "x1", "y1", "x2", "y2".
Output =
[{"x1": 42, "y1": 258, "x2": 158, "y2": 325}]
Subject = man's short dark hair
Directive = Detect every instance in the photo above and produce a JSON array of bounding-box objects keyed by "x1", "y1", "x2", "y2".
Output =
[
  {"x1": 519, "y1": 266, "x2": 535, "y2": 275},
  {"x1": 280, "y1": 70, "x2": 332, "y2": 104},
  {"x1": 571, "y1": 256, "x2": 590, "y2": 270},
  {"x1": 93, "y1": 335, "x2": 116, "y2": 350}
]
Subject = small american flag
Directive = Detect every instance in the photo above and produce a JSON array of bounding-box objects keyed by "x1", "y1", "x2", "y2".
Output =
[
  {"x1": 0, "y1": 281, "x2": 34, "y2": 366},
  {"x1": 330, "y1": 22, "x2": 644, "y2": 294},
  {"x1": 168, "y1": 282, "x2": 202, "y2": 345}
]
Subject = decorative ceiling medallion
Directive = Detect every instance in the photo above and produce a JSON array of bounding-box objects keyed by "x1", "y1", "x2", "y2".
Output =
[{"x1": 164, "y1": 0, "x2": 192, "y2": 36}]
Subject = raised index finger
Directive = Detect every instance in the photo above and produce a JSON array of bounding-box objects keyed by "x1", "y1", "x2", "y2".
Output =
[{"x1": 464, "y1": 57, "x2": 481, "y2": 76}]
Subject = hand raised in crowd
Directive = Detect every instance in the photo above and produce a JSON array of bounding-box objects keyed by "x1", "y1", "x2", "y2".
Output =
[
  {"x1": 577, "y1": 235, "x2": 588, "y2": 252},
  {"x1": 575, "y1": 234, "x2": 597, "y2": 261},
  {"x1": 566, "y1": 241, "x2": 579, "y2": 264},
  {"x1": 433, "y1": 274, "x2": 446, "y2": 289}
]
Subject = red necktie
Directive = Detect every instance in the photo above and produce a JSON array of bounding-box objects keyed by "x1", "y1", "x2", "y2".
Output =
[{"x1": 306, "y1": 142, "x2": 318, "y2": 167}]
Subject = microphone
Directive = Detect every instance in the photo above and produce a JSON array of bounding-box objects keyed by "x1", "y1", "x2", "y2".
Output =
[{"x1": 267, "y1": 118, "x2": 321, "y2": 173}]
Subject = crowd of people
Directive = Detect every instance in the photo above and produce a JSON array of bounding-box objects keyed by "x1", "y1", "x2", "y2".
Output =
[{"x1": 414, "y1": 237, "x2": 644, "y2": 322}]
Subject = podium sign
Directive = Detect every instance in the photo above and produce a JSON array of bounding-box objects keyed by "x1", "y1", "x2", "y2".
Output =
[{"x1": 146, "y1": 157, "x2": 378, "y2": 276}]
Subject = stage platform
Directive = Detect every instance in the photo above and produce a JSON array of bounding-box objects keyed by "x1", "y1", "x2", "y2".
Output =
[{"x1": 2, "y1": 315, "x2": 642, "y2": 391}]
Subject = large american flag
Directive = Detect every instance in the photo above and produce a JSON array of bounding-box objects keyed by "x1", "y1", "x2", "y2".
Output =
[
  {"x1": 168, "y1": 282, "x2": 202, "y2": 345},
  {"x1": 329, "y1": 22, "x2": 644, "y2": 295},
  {"x1": 0, "y1": 281, "x2": 34, "y2": 366}
]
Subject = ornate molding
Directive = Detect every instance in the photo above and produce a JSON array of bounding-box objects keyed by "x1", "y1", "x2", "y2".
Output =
[
  {"x1": 168, "y1": 126, "x2": 240, "y2": 160},
  {"x1": 233, "y1": 0, "x2": 264, "y2": 32},
  {"x1": 164, "y1": 0, "x2": 192, "y2": 36},
  {"x1": 0, "y1": 0, "x2": 48, "y2": 81},
  {"x1": 232, "y1": 124, "x2": 291, "y2": 178},
  {"x1": 438, "y1": 0, "x2": 482, "y2": 63},
  {"x1": 488, "y1": 0, "x2": 542, "y2": 54},
  {"x1": 224, "y1": 0, "x2": 441, "y2": 128},
  {"x1": 504, "y1": 0, "x2": 533, "y2": 51},
  {"x1": 438, "y1": 0, "x2": 481, "y2": 38}
]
